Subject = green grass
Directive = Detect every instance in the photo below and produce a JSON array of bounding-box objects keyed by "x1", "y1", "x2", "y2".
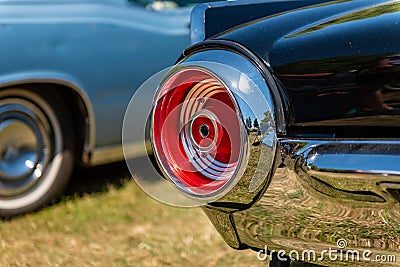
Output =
[{"x1": 0, "y1": 162, "x2": 266, "y2": 267}]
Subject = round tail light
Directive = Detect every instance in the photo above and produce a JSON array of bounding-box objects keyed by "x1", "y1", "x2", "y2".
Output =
[{"x1": 152, "y1": 68, "x2": 246, "y2": 197}]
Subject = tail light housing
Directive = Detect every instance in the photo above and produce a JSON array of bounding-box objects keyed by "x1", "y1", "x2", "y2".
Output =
[
  {"x1": 123, "y1": 49, "x2": 277, "y2": 206},
  {"x1": 152, "y1": 68, "x2": 247, "y2": 197}
]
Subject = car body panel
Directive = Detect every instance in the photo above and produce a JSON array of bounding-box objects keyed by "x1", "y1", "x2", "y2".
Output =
[
  {"x1": 216, "y1": 0, "x2": 400, "y2": 127},
  {"x1": 0, "y1": 0, "x2": 191, "y2": 164}
]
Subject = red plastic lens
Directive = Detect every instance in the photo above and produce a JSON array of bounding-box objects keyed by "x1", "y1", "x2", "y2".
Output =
[{"x1": 152, "y1": 68, "x2": 243, "y2": 196}]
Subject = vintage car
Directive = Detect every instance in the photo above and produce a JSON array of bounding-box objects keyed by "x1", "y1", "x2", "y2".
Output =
[
  {"x1": 145, "y1": 0, "x2": 400, "y2": 265},
  {"x1": 0, "y1": 0, "x2": 224, "y2": 217}
]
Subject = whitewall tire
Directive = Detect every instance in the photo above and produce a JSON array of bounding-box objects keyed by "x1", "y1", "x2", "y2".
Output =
[{"x1": 0, "y1": 88, "x2": 74, "y2": 216}]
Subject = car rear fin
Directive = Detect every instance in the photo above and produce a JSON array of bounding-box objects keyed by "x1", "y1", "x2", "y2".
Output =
[{"x1": 190, "y1": 0, "x2": 334, "y2": 44}]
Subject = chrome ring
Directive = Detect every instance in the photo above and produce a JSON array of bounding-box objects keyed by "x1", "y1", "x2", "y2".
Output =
[{"x1": 188, "y1": 110, "x2": 219, "y2": 152}]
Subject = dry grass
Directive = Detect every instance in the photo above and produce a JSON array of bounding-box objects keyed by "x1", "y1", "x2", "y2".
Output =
[{"x1": 0, "y1": 162, "x2": 267, "y2": 267}]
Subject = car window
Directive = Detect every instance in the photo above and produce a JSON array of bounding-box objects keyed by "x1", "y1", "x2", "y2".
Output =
[
  {"x1": 168, "y1": 0, "x2": 223, "y2": 6},
  {"x1": 130, "y1": 0, "x2": 222, "y2": 8}
]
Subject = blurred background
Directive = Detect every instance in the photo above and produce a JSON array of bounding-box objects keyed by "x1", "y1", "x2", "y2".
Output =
[{"x1": 0, "y1": 160, "x2": 268, "y2": 266}]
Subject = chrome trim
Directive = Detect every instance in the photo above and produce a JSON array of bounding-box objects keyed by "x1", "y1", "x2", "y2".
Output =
[
  {"x1": 0, "y1": 73, "x2": 95, "y2": 165},
  {"x1": 281, "y1": 139, "x2": 400, "y2": 194},
  {"x1": 152, "y1": 50, "x2": 278, "y2": 204},
  {"x1": 231, "y1": 138, "x2": 400, "y2": 264},
  {"x1": 203, "y1": 206, "x2": 242, "y2": 249},
  {"x1": 190, "y1": 3, "x2": 208, "y2": 44},
  {"x1": 91, "y1": 141, "x2": 152, "y2": 166},
  {"x1": 277, "y1": 139, "x2": 400, "y2": 204},
  {"x1": 278, "y1": 139, "x2": 400, "y2": 204},
  {"x1": 90, "y1": 144, "x2": 124, "y2": 166}
]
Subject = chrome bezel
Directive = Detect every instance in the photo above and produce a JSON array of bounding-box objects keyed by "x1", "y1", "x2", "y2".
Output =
[
  {"x1": 151, "y1": 65, "x2": 249, "y2": 200},
  {"x1": 150, "y1": 49, "x2": 278, "y2": 204}
]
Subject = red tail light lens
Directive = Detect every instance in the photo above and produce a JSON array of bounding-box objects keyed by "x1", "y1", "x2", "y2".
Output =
[{"x1": 152, "y1": 68, "x2": 245, "y2": 197}]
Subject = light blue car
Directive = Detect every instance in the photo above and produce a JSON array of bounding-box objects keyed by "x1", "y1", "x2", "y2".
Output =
[{"x1": 0, "y1": 0, "x2": 213, "y2": 216}]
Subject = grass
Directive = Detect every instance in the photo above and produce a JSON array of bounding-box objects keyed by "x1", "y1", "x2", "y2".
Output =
[{"x1": 0, "y1": 162, "x2": 267, "y2": 267}]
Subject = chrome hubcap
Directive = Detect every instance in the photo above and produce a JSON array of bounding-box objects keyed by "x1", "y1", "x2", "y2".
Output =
[
  {"x1": 0, "y1": 99, "x2": 51, "y2": 197},
  {"x1": 0, "y1": 119, "x2": 40, "y2": 179}
]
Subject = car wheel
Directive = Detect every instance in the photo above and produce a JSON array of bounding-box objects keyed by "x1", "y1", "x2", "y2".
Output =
[{"x1": 0, "y1": 88, "x2": 74, "y2": 217}]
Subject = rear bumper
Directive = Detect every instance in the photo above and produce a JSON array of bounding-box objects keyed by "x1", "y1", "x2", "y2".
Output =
[{"x1": 207, "y1": 138, "x2": 400, "y2": 265}]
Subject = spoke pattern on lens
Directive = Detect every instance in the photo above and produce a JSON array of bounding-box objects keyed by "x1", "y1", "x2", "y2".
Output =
[
  {"x1": 153, "y1": 68, "x2": 243, "y2": 196},
  {"x1": 180, "y1": 78, "x2": 237, "y2": 181}
]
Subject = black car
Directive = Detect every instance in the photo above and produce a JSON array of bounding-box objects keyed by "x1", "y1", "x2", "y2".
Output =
[{"x1": 131, "y1": 0, "x2": 400, "y2": 265}]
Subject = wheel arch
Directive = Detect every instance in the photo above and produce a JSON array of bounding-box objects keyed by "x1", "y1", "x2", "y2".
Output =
[{"x1": 0, "y1": 73, "x2": 95, "y2": 166}]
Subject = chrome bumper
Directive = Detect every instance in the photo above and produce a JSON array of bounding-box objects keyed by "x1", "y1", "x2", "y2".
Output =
[
  {"x1": 280, "y1": 139, "x2": 400, "y2": 204},
  {"x1": 226, "y1": 139, "x2": 400, "y2": 265}
]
